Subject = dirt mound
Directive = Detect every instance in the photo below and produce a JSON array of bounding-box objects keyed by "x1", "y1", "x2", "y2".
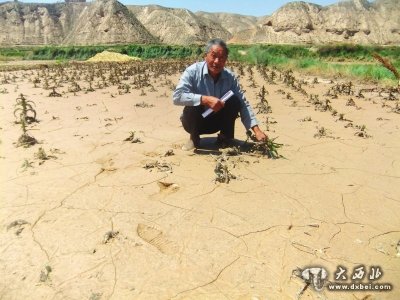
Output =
[{"x1": 87, "y1": 51, "x2": 141, "y2": 62}]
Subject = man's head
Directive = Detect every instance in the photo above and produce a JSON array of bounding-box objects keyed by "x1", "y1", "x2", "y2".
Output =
[{"x1": 205, "y1": 39, "x2": 228, "y2": 79}]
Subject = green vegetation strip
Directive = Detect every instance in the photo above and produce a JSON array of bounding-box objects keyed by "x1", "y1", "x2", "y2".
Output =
[
  {"x1": 1, "y1": 43, "x2": 399, "y2": 83},
  {"x1": 229, "y1": 44, "x2": 400, "y2": 83},
  {"x1": 0, "y1": 44, "x2": 204, "y2": 60}
]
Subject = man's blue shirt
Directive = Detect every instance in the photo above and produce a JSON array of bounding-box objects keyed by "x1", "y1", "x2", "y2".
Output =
[{"x1": 173, "y1": 61, "x2": 258, "y2": 129}]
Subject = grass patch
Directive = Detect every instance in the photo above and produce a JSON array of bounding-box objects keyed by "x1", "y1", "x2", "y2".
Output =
[
  {"x1": 309, "y1": 63, "x2": 397, "y2": 82},
  {"x1": 317, "y1": 44, "x2": 400, "y2": 61},
  {"x1": 229, "y1": 44, "x2": 399, "y2": 83},
  {"x1": 295, "y1": 58, "x2": 320, "y2": 69},
  {"x1": 347, "y1": 64, "x2": 396, "y2": 81}
]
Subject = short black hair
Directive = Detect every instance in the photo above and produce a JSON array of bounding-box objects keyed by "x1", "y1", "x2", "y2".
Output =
[{"x1": 205, "y1": 38, "x2": 229, "y2": 57}]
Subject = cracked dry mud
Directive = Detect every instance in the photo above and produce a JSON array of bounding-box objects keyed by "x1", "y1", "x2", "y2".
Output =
[{"x1": 1, "y1": 61, "x2": 399, "y2": 299}]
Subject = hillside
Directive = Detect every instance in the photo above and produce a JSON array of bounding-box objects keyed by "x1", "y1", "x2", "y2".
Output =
[
  {"x1": 127, "y1": 5, "x2": 231, "y2": 45},
  {"x1": 195, "y1": 11, "x2": 259, "y2": 36},
  {"x1": 231, "y1": 0, "x2": 400, "y2": 44},
  {"x1": 0, "y1": 0, "x2": 399, "y2": 45},
  {"x1": 0, "y1": 0, "x2": 157, "y2": 45}
]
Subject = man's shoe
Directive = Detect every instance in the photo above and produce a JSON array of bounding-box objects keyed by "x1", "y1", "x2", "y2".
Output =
[{"x1": 182, "y1": 134, "x2": 200, "y2": 151}]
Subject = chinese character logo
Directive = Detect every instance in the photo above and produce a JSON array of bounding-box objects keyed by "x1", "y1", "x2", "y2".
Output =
[
  {"x1": 294, "y1": 265, "x2": 392, "y2": 295},
  {"x1": 335, "y1": 265, "x2": 347, "y2": 281},
  {"x1": 369, "y1": 266, "x2": 383, "y2": 280}
]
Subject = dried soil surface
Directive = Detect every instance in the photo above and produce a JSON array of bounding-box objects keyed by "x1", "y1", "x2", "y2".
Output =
[{"x1": 1, "y1": 60, "x2": 399, "y2": 299}]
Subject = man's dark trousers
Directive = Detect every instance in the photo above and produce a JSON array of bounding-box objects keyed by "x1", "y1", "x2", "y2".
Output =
[{"x1": 180, "y1": 95, "x2": 241, "y2": 139}]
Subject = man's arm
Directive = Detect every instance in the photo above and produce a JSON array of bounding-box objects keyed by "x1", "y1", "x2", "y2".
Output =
[
  {"x1": 173, "y1": 68, "x2": 202, "y2": 106},
  {"x1": 231, "y1": 76, "x2": 268, "y2": 141}
]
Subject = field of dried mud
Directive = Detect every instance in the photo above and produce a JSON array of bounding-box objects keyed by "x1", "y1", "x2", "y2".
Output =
[{"x1": 1, "y1": 60, "x2": 399, "y2": 299}]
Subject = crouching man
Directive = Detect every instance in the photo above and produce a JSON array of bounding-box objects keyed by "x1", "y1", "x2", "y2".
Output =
[{"x1": 173, "y1": 38, "x2": 267, "y2": 150}]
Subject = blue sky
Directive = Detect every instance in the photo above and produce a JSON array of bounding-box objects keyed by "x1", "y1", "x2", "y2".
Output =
[{"x1": 16, "y1": 0, "x2": 341, "y2": 17}]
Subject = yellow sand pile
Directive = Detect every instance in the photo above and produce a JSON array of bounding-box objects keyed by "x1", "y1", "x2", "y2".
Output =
[{"x1": 87, "y1": 51, "x2": 141, "y2": 62}]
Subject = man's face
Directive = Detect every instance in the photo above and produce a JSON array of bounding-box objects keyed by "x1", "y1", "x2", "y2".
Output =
[{"x1": 205, "y1": 45, "x2": 227, "y2": 79}]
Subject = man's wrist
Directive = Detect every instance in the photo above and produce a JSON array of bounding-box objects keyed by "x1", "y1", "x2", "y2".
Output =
[{"x1": 201, "y1": 95, "x2": 209, "y2": 106}]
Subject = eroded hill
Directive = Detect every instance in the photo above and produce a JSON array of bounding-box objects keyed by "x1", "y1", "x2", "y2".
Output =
[{"x1": 0, "y1": 0, "x2": 399, "y2": 45}]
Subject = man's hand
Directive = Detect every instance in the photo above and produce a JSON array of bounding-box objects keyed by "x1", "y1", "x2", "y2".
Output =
[
  {"x1": 252, "y1": 125, "x2": 267, "y2": 142},
  {"x1": 201, "y1": 96, "x2": 224, "y2": 112}
]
